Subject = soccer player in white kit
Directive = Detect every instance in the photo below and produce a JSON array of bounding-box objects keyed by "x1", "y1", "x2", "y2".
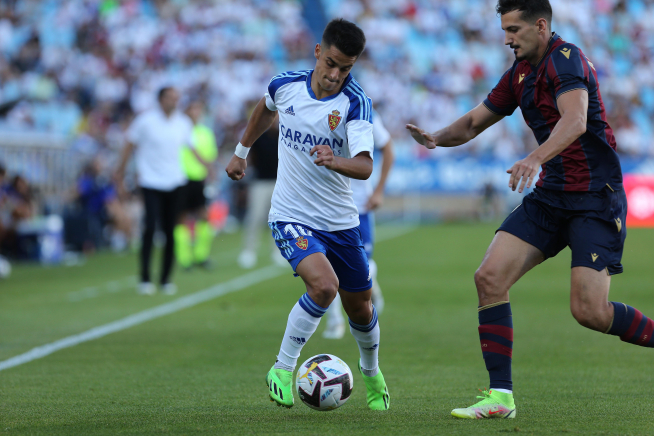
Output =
[
  {"x1": 323, "y1": 110, "x2": 394, "y2": 339},
  {"x1": 226, "y1": 19, "x2": 390, "y2": 411}
]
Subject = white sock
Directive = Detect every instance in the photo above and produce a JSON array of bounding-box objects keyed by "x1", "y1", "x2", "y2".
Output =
[
  {"x1": 493, "y1": 388, "x2": 513, "y2": 394},
  {"x1": 325, "y1": 293, "x2": 345, "y2": 327},
  {"x1": 275, "y1": 293, "x2": 326, "y2": 371},
  {"x1": 349, "y1": 306, "x2": 380, "y2": 377}
]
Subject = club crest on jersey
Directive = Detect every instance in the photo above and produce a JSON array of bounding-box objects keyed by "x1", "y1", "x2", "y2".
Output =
[
  {"x1": 295, "y1": 236, "x2": 308, "y2": 250},
  {"x1": 328, "y1": 110, "x2": 342, "y2": 131}
]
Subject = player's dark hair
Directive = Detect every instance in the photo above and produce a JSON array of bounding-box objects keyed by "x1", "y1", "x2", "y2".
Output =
[
  {"x1": 157, "y1": 86, "x2": 174, "y2": 101},
  {"x1": 321, "y1": 18, "x2": 366, "y2": 58},
  {"x1": 496, "y1": 0, "x2": 552, "y2": 27}
]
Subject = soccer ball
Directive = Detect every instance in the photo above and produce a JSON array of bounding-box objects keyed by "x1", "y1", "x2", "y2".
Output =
[{"x1": 296, "y1": 354, "x2": 353, "y2": 411}]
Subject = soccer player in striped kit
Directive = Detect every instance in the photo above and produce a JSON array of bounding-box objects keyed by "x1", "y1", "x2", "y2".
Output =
[{"x1": 408, "y1": 0, "x2": 652, "y2": 419}]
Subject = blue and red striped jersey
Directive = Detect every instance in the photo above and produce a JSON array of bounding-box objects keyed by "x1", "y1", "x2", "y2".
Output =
[{"x1": 483, "y1": 33, "x2": 622, "y2": 192}]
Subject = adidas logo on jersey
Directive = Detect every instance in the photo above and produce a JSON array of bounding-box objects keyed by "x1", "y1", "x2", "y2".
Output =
[{"x1": 284, "y1": 106, "x2": 295, "y2": 116}]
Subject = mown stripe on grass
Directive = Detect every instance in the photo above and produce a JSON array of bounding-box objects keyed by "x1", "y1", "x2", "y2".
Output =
[
  {"x1": 0, "y1": 225, "x2": 416, "y2": 373},
  {"x1": 0, "y1": 265, "x2": 285, "y2": 372}
]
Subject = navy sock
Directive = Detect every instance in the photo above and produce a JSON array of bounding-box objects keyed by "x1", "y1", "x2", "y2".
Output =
[
  {"x1": 607, "y1": 302, "x2": 654, "y2": 347},
  {"x1": 478, "y1": 302, "x2": 513, "y2": 391}
]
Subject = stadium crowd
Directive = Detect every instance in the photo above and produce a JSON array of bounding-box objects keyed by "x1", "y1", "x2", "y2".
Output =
[
  {"x1": 0, "y1": 0, "x2": 651, "y2": 159},
  {"x1": 0, "y1": 0, "x2": 652, "y2": 258}
]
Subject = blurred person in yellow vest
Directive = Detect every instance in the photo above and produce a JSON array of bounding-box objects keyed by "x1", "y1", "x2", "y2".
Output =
[{"x1": 174, "y1": 100, "x2": 218, "y2": 271}]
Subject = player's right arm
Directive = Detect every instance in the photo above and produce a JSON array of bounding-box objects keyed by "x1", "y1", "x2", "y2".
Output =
[
  {"x1": 225, "y1": 97, "x2": 276, "y2": 181},
  {"x1": 406, "y1": 104, "x2": 504, "y2": 149}
]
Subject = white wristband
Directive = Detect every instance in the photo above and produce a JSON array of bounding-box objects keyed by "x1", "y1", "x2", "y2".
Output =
[{"x1": 234, "y1": 142, "x2": 250, "y2": 159}]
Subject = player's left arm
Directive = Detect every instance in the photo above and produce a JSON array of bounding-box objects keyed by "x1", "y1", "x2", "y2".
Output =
[
  {"x1": 311, "y1": 145, "x2": 372, "y2": 180},
  {"x1": 507, "y1": 89, "x2": 588, "y2": 193}
]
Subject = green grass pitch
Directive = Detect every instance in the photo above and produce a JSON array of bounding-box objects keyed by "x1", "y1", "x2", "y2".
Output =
[{"x1": 1, "y1": 223, "x2": 653, "y2": 435}]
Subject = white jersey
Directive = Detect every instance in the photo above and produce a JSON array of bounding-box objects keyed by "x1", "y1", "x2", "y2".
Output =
[
  {"x1": 265, "y1": 69, "x2": 374, "y2": 231},
  {"x1": 351, "y1": 111, "x2": 391, "y2": 214},
  {"x1": 126, "y1": 108, "x2": 195, "y2": 191}
]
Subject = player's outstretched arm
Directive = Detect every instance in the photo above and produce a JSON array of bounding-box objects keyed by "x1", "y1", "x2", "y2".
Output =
[
  {"x1": 406, "y1": 104, "x2": 503, "y2": 149},
  {"x1": 310, "y1": 144, "x2": 372, "y2": 180},
  {"x1": 506, "y1": 89, "x2": 588, "y2": 193},
  {"x1": 225, "y1": 97, "x2": 277, "y2": 181}
]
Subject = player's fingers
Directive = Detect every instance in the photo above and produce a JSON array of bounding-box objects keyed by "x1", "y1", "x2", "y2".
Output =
[
  {"x1": 518, "y1": 171, "x2": 529, "y2": 193},
  {"x1": 310, "y1": 145, "x2": 319, "y2": 156},
  {"x1": 526, "y1": 170, "x2": 535, "y2": 189},
  {"x1": 510, "y1": 166, "x2": 523, "y2": 191},
  {"x1": 508, "y1": 166, "x2": 517, "y2": 188}
]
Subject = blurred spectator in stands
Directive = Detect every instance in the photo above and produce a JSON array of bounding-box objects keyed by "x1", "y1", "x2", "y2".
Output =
[
  {"x1": 0, "y1": 174, "x2": 34, "y2": 256},
  {"x1": 69, "y1": 158, "x2": 132, "y2": 253}
]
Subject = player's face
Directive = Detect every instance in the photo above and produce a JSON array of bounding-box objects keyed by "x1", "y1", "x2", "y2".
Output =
[
  {"x1": 501, "y1": 10, "x2": 541, "y2": 62},
  {"x1": 313, "y1": 43, "x2": 357, "y2": 93},
  {"x1": 159, "y1": 89, "x2": 180, "y2": 114}
]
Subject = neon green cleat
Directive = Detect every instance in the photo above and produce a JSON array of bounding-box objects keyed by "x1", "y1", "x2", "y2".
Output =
[
  {"x1": 358, "y1": 360, "x2": 390, "y2": 410},
  {"x1": 451, "y1": 389, "x2": 516, "y2": 419},
  {"x1": 265, "y1": 366, "x2": 294, "y2": 408}
]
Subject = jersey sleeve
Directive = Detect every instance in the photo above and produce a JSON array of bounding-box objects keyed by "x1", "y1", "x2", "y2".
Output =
[
  {"x1": 343, "y1": 82, "x2": 374, "y2": 158},
  {"x1": 547, "y1": 45, "x2": 589, "y2": 99},
  {"x1": 264, "y1": 70, "x2": 310, "y2": 111},
  {"x1": 371, "y1": 111, "x2": 391, "y2": 149},
  {"x1": 346, "y1": 120, "x2": 374, "y2": 158},
  {"x1": 483, "y1": 68, "x2": 518, "y2": 116}
]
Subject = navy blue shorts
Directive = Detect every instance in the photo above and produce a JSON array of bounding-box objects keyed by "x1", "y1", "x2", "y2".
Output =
[
  {"x1": 359, "y1": 212, "x2": 375, "y2": 259},
  {"x1": 498, "y1": 186, "x2": 627, "y2": 275},
  {"x1": 269, "y1": 221, "x2": 372, "y2": 292}
]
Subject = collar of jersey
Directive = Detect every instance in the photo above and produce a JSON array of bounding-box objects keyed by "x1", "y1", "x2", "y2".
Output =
[
  {"x1": 155, "y1": 106, "x2": 179, "y2": 120},
  {"x1": 532, "y1": 32, "x2": 560, "y2": 69},
  {"x1": 305, "y1": 70, "x2": 353, "y2": 102}
]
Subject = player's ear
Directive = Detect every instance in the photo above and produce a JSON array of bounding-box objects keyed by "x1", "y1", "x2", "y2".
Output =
[
  {"x1": 536, "y1": 17, "x2": 547, "y2": 34},
  {"x1": 314, "y1": 43, "x2": 321, "y2": 61}
]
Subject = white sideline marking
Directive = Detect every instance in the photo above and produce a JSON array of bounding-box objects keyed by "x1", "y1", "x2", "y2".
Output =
[
  {"x1": 0, "y1": 265, "x2": 285, "y2": 372},
  {"x1": 0, "y1": 225, "x2": 417, "y2": 372}
]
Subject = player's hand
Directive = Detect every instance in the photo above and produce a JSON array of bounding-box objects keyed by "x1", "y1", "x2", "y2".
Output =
[
  {"x1": 366, "y1": 189, "x2": 384, "y2": 211},
  {"x1": 310, "y1": 144, "x2": 336, "y2": 170},
  {"x1": 226, "y1": 155, "x2": 247, "y2": 181},
  {"x1": 507, "y1": 154, "x2": 541, "y2": 193},
  {"x1": 406, "y1": 124, "x2": 437, "y2": 149}
]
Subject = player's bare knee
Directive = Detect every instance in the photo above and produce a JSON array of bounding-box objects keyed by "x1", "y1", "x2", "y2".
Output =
[
  {"x1": 307, "y1": 279, "x2": 339, "y2": 307},
  {"x1": 570, "y1": 302, "x2": 608, "y2": 332},
  {"x1": 345, "y1": 300, "x2": 373, "y2": 325},
  {"x1": 474, "y1": 267, "x2": 503, "y2": 301}
]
